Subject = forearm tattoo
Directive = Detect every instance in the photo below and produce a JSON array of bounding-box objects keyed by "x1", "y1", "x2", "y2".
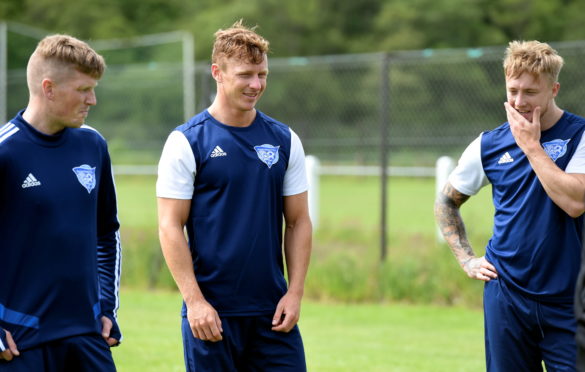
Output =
[{"x1": 434, "y1": 183, "x2": 475, "y2": 266}]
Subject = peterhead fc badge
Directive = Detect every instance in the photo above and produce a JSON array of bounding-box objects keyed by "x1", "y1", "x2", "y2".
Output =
[
  {"x1": 72, "y1": 164, "x2": 96, "y2": 193},
  {"x1": 542, "y1": 139, "x2": 570, "y2": 162},
  {"x1": 254, "y1": 144, "x2": 280, "y2": 168}
]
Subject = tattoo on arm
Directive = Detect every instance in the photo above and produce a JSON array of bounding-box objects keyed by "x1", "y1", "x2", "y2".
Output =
[{"x1": 434, "y1": 183, "x2": 475, "y2": 267}]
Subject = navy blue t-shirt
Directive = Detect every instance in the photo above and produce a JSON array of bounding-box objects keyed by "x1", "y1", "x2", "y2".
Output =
[
  {"x1": 450, "y1": 111, "x2": 585, "y2": 302},
  {"x1": 157, "y1": 110, "x2": 308, "y2": 316}
]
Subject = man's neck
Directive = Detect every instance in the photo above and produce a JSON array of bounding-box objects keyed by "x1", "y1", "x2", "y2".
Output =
[
  {"x1": 22, "y1": 105, "x2": 62, "y2": 135},
  {"x1": 207, "y1": 102, "x2": 256, "y2": 128},
  {"x1": 540, "y1": 104, "x2": 564, "y2": 131}
]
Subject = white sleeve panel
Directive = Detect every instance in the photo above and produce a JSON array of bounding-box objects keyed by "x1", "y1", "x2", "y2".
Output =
[
  {"x1": 448, "y1": 134, "x2": 490, "y2": 196},
  {"x1": 283, "y1": 129, "x2": 309, "y2": 196},
  {"x1": 566, "y1": 131, "x2": 585, "y2": 174},
  {"x1": 156, "y1": 131, "x2": 197, "y2": 199}
]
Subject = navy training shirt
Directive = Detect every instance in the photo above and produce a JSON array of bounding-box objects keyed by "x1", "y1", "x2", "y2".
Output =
[
  {"x1": 0, "y1": 111, "x2": 122, "y2": 351},
  {"x1": 480, "y1": 111, "x2": 585, "y2": 301},
  {"x1": 157, "y1": 110, "x2": 308, "y2": 316}
]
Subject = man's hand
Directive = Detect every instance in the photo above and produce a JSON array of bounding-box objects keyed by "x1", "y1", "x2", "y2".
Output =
[
  {"x1": 100, "y1": 316, "x2": 119, "y2": 347},
  {"x1": 187, "y1": 299, "x2": 223, "y2": 342},
  {"x1": 505, "y1": 102, "x2": 542, "y2": 154},
  {"x1": 272, "y1": 292, "x2": 302, "y2": 333},
  {"x1": 0, "y1": 328, "x2": 19, "y2": 361},
  {"x1": 463, "y1": 256, "x2": 498, "y2": 282}
]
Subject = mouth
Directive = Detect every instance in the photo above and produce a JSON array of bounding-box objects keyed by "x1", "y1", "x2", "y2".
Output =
[{"x1": 516, "y1": 109, "x2": 532, "y2": 119}]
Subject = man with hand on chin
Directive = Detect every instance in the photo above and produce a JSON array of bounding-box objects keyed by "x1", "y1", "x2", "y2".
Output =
[{"x1": 435, "y1": 40, "x2": 585, "y2": 371}]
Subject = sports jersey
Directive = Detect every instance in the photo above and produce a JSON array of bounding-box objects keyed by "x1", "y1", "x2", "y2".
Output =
[
  {"x1": 449, "y1": 111, "x2": 585, "y2": 301},
  {"x1": 156, "y1": 109, "x2": 308, "y2": 316},
  {"x1": 0, "y1": 110, "x2": 122, "y2": 352}
]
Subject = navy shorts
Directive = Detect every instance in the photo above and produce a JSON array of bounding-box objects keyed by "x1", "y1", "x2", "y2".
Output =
[
  {"x1": 182, "y1": 314, "x2": 306, "y2": 372},
  {"x1": 484, "y1": 278, "x2": 576, "y2": 372},
  {"x1": 0, "y1": 334, "x2": 116, "y2": 372}
]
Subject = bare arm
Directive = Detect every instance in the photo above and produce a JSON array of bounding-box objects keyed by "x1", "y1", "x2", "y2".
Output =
[
  {"x1": 434, "y1": 182, "x2": 497, "y2": 281},
  {"x1": 272, "y1": 191, "x2": 312, "y2": 332},
  {"x1": 505, "y1": 103, "x2": 585, "y2": 217},
  {"x1": 157, "y1": 197, "x2": 223, "y2": 342}
]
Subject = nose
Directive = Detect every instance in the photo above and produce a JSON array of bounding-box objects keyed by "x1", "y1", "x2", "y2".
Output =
[
  {"x1": 86, "y1": 90, "x2": 97, "y2": 106},
  {"x1": 249, "y1": 75, "x2": 262, "y2": 90},
  {"x1": 513, "y1": 92, "x2": 526, "y2": 108}
]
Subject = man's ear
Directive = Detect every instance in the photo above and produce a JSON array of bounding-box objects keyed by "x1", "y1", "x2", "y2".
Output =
[
  {"x1": 211, "y1": 64, "x2": 222, "y2": 83},
  {"x1": 41, "y1": 78, "x2": 55, "y2": 100},
  {"x1": 552, "y1": 81, "x2": 560, "y2": 98}
]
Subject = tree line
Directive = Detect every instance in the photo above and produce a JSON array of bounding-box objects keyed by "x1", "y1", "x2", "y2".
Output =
[{"x1": 3, "y1": 0, "x2": 585, "y2": 62}]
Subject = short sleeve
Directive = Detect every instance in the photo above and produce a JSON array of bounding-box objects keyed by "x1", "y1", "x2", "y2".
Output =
[
  {"x1": 448, "y1": 134, "x2": 490, "y2": 196},
  {"x1": 283, "y1": 129, "x2": 309, "y2": 196},
  {"x1": 156, "y1": 131, "x2": 196, "y2": 199},
  {"x1": 566, "y1": 131, "x2": 585, "y2": 174}
]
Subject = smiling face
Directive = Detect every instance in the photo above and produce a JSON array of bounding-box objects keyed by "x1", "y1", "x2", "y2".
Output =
[
  {"x1": 212, "y1": 54, "x2": 268, "y2": 116},
  {"x1": 505, "y1": 72, "x2": 559, "y2": 123}
]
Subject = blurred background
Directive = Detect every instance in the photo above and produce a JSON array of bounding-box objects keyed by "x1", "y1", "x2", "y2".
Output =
[{"x1": 2, "y1": 1, "x2": 585, "y2": 370}]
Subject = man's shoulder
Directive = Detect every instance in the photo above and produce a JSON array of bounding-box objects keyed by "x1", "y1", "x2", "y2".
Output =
[
  {"x1": 0, "y1": 121, "x2": 23, "y2": 149},
  {"x1": 480, "y1": 122, "x2": 510, "y2": 142},
  {"x1": 174, "y1": 111, "x2": 209, "y2": 136},
  {"x1": 72, "y1": 124, "x2": 110, "y2": 149},
  {"x1": 78, "y1": 124, "x2": 106, "y2": 139},
  {"x1": 563, "y1": 111, "x2": 585, "y2": 127},
  {"x1": 256, "y1": 111, "x2": 293, "y2": 142},
  {"x1": 257, "y1": 110, "x2": 289, "y2": 129}
]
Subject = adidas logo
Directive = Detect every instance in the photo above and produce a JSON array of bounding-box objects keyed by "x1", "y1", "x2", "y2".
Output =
[
  {"x1": 498, "y1": 152, "x2": 514, "y2": 164},
  {"x1": 210, "y1": 145, "x2": 227, "y2": 158},
  {"x1": 22, "y1": 173, "x2": 41, "y2": 188}
]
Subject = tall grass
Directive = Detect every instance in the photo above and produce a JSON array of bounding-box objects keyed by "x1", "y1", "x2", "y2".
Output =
[{"x1": 115, "y1": 174, "x2": 494, "y2": 307}]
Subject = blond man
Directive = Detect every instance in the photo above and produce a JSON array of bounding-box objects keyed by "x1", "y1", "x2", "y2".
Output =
[
  {"x1": 0, "y1": 35, "x2": 121, "y2": 371},
  {"x1": 435, "y1": 40, "x2": 585, "y2": 371},
  {"x1": 157, "y1": 20, "x2": 311, "y2": 371}
]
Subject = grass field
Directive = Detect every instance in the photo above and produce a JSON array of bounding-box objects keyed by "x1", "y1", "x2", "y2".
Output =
[
  {"x1": 112, "y1": 289, "x2": 485, "y2": 372},
  {"x1": 113, "y1": 174, "x2": 492, "y2": 370},
  {"x1": 115, "y1": 174, "x2": 494, "y2": 237},
  {"x1": 115, "y1": 174, "x2": 495, "y2": 304}
]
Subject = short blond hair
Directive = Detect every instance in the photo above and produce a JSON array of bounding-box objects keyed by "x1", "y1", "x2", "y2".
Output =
[
  {"x1": 27, "y1": 34, "x2": 105, "y2": 94},
  {"x1": 503, "y1": 40, "x2": 564, "y2": 84},
  {"x1": 211, "y1": 19, "x2": 269, "y2": 66}
]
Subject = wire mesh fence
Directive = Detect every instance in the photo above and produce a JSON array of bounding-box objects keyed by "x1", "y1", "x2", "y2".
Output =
[{"x1": 4, "y1": 23, "x2": 585, "y2": 169}]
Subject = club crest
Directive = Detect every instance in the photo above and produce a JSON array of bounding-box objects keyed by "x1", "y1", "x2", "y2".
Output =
[
  {"x1": 542, "y1": 139, "x2": 570, "y2": 162},
  {"x1": 72, "y1": 164, "x2": 96, "y2": 193},
  {"x1": 254, "y1": 144, "x2": 280, "y2": 168}
]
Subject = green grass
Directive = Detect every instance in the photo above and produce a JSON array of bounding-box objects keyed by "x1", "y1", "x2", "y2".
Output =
[
  {"x1": 114, "y1": 174, "x2": 495, "y2": 306},
  {"x1": 115, "y1": 174, "x2": 494, "y2": 245},
  {"x1": 116, "y1": 175, "x2": 158, "y2": 229},
  {"x1": 112, "y1": 289, "x2": 485, "y2": 372},
  {"x1": 317, "y1": 175, "x2": 493, "y2": 240},
  {"x1": 111, "y1": 175, "x2": 490, "y2": 369}
]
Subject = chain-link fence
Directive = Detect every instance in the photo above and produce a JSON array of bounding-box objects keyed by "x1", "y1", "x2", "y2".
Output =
[{"x1": 5, "y1": 23, "x2": 585, "y2": 168}]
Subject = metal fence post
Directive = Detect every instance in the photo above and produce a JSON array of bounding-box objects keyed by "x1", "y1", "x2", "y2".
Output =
[
  {"x1": 182, "y1": 31, "x2": 195, "y2": 122},
  {"x1": 380, "y1": 52, "x2": 390, "y2": 262}
]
